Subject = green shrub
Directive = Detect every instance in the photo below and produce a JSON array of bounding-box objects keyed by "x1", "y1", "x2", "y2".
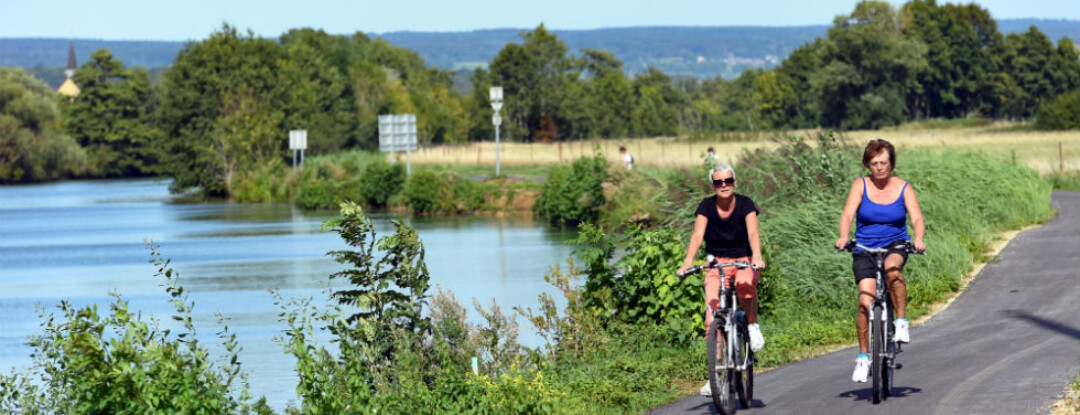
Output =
[
  {"x1": 294, "y1": 176, "x2": 339, "y2": 209},
  {"x1": 0, "y1": 243, "x2": 266, "y2": 413},
  {"x1": 1046, "y1": 171, "x2": 1080, "y2": 191},
  {"x1": 401, "y1": 170, "x2": 446, "y2": 214},
  {"x1": 534, "y1": 153, "x2": 609, "y2": 226},
  {"x1": 1036, "y1": 89, "x2": 1080, "y2": 130},
  {"x1": 358, "y1": 160, "x2": 405, "y2": 207}
]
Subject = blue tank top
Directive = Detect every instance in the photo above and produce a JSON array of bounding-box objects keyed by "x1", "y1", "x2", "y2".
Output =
[{"x1": 855, "y1": 177, "x2": 909, "y2": 250}]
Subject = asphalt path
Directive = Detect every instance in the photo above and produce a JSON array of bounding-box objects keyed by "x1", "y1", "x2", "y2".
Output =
[{"x1": 648, "y1": 191, "x2": 1080, "y2": 415}]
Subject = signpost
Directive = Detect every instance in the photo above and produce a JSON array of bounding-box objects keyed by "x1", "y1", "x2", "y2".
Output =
[
  {"x1": 490, "y1": 86, "x2": 503, "y2": 177},
  {"x1": 378, "y1": 114, "x2": 418, "y2": 175},
  {"x1": 288, "y1": 129, "x2": 307, "y2": 171}
]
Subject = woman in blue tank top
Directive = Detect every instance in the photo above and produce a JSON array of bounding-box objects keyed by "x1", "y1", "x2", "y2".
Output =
[{"x1": 835, "y1": 139, "x2": 926, "y2": 384}]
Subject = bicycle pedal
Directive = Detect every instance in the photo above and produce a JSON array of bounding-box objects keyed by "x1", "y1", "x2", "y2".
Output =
[{"x1": 893, "y1": 363, "x2": 903, "y2": 370}]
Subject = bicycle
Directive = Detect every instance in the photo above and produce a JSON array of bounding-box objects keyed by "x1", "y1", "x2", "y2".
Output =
[
  {"x1": 838, "y1": 240, "x2": 924, "y2": 404},
  {"x1": 678, "y1": 257, "x2": 757, "y2": 415}
]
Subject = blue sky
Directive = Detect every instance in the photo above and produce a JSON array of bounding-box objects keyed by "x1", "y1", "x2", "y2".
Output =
[{"x1": 3, "y1": 0, "x2": 1077, "y2": 41}]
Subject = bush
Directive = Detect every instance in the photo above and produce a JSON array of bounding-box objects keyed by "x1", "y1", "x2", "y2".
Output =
[
  {"x1": 0, "y1": 243, "x2": 266, "y2": 413},
  {"x1": 534, "y1": 153, "x2": 609, "y2": 226},
  {"x1": 358, "y1": 160, "x2": 405, "y2": 207},
  {"x1": 1035, "y1": 89, "x2": 1080, "y2": 130},
  {"x1": 295, "y1": 175, "x2": 342, "y2": 209},
  {"x1": 401, "y1": 170, "x2": 446, "y2": 214},
  {"x1": 573, "y1": 223, "x2": 700, "y2": 341}
]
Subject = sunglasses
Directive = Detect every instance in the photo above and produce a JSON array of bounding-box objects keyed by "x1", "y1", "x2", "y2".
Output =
[{"x1": 712, "y1": 178, "x2": 736, "y2": 188}]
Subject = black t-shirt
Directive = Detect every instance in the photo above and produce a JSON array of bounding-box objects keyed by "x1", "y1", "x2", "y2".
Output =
[{"x1": 694, "y1": 194, "x2": 759, "y2": 258}]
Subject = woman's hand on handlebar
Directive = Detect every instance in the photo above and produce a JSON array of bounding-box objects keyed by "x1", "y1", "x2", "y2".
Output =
[
  {"x1": 677, "y1": 260, "x2": 694, "y2": 279},
  {"x1": 751, "y1": 256, "x2": 765, "y2": 270},
  {"x1": 913, "y1": 239, "x2": 926, "y2": 252},
  {"x1": 835, "y1": 236, "x2": 850, "y2": 251}
]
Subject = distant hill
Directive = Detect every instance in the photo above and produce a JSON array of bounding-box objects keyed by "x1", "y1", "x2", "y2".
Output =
[{"x1": 2, "y1": 18, "x2": 1075, "y2": 86}]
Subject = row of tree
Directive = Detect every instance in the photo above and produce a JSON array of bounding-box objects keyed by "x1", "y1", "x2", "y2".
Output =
[{"x1": 1, "y1": 0, "x2": 1076, "y2": 192}]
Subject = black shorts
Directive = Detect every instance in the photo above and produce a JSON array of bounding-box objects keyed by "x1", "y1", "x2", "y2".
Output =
[{"x1": 852, "y1": 240, "x2": 909, "y2": 284}]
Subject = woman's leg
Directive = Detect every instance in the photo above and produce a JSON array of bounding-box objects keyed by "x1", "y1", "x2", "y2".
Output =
[
  {"x1": 733, "y1": 262, "x2": 760, "y2": 324},
  {"x1": 703, "y1": 268, "x2": 722, "y2": 334},
  {"x1": 856, "y1": 277, "x2": 876, "y2": 353},
  {"x1": 884, "y1": 253, "x2": 907, "y2": 319}
]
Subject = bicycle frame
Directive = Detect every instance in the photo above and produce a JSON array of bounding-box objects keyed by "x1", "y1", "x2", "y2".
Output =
[
  {"x1": 679, "y1": 257, "x2": 757, "y2": 414},
  {"x1": 840, "y1": 240, "x2": 922, "y2": 404}
]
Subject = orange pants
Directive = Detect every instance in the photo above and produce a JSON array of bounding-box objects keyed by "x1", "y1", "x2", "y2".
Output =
[{"x1": 703, "y1": 256, "x2": 760, "y2": 333}]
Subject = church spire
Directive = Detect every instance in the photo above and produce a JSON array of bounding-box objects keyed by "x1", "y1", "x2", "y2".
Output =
[
  {"x1": 58, "y1": 41, "x2": 80, "y2": 96},
  {"x1": 65, "y1": 41, "x2": 77, "y2": 79}
]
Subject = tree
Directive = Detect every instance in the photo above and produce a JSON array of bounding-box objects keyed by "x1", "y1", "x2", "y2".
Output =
[
  {"x1": 61, "y1": 49, "x2": 158, "y2": 177},
  {"x1": 631, "y1": 68, "x2": 681, "y2": 137},
  {"x1": 582, "y1": 49, "x2": 632, "y2": 138},
  {"x1": 489, "y1": 24, "x2": 574, "y2": 142},
  {"x1": 999, "y1": 27, "x2": 1054, "y2": 119},
  {"x1": 812, "y1": 1, "x2": 927, "y2": 129},
  {"x1": 0, "y1": 67, "x2": 87, "y2": 182},
  {"x1": 157, "y1": 24, "x2": 287, "y2": 196},
  {"x1": 279, "y1": 29, "x2": 358, "y2": 154}
]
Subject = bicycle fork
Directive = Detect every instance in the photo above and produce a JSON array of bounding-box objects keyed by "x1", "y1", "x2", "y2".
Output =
[{"x1": 869, "y1": 303, "x2": 903, "y2": 370}]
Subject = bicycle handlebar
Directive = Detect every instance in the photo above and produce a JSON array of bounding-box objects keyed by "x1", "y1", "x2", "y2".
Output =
[
  {"x1": 835, "y1": 240, "x2": 926, "y2": 255},
  {"x1": 677, "y1": 260, "x2": 756, "y2": 279}
]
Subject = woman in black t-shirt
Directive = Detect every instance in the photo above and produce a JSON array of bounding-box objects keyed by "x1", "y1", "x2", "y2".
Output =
[{"x1": 677, "y1": 163, "x2": 766, "y2": 396}]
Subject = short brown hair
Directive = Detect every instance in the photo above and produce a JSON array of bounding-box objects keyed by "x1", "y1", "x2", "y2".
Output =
[{"x1": 862, "y1": 139, "x2": 896, "y2": 169}]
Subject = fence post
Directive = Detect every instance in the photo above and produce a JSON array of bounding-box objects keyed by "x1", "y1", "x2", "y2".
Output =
[{"x1": 1060, "y1": 142, "x2": 1064, "y2": 174}]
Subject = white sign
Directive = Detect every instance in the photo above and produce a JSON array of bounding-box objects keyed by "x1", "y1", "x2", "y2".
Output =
[
  {"x1": 288, "y1": 130, "x2": 307, "y2": 150},
  {"x1": 490, "y1": 86, "x2": 503, "y2": 112},
  {"x1": 378, "y1": 114, "x2": 418, "y2": 152},
  {"x1": 492, "y1": 113, "x2": 502, "y2": 126}
]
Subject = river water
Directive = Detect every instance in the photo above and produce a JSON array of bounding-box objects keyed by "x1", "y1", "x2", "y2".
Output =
[{"x1": 0, "y1": 179, "x2": 577, "y2": 410}]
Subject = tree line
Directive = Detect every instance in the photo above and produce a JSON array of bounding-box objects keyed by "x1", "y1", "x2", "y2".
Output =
[{"x1": 0, "y1": 0, "x2": 1077, "y2": 193}]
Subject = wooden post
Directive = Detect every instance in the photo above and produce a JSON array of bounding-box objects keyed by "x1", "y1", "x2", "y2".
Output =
[
  {"x1": 477, "y1": 143, "x2": 481, "y2": 165},
  {"x1": 558, "y1": 142, "x2": 563, "y2": 163},
  {"x1": 1060, "y1": 142, "x2": 1064, "y2": 173},
  {"x1": 661, "y1": 141, "x2": 665, "y2": 164},
  {"x1": 1011, "y1": 149, "x2": 1016, "y2": 165}
]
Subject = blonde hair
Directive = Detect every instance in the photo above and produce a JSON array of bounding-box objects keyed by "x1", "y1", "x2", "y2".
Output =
[{"x1": 708, "y1": 163, "x2": 736, "y2": 182}]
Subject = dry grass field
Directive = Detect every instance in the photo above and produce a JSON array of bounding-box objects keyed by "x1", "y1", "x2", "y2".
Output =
[{"x1": 403, "y1": 123, "x2": 1079, "y2": 174}]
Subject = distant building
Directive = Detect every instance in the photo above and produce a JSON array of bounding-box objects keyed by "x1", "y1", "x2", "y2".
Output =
[{"x1": 57, "y1": 41, "x2": 80, "y2": 96}]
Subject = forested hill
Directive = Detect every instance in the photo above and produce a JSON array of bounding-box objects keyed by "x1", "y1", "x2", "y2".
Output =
[{"x1": 1, "y1": 18, "x2": 1076, "y2": 80}]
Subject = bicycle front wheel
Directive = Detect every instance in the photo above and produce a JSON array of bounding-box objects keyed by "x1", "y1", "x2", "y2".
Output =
[
  {"x1": 871, "y1": 304, "x2": 884, "y2": 404},
  {"x1": 735, "y1": 313, "x2": 753, "y2": 409},
  {"x1": 707, "y1": 315, "x2": 736, "y2": 415}
]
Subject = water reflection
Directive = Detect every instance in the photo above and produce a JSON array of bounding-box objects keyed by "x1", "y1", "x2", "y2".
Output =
[{"x1": 0, "y1": 179, "x2": 577, "y2": 410}]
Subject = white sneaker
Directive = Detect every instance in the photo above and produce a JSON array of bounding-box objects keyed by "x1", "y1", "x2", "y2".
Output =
[
  {"x1": 748, "y1": 323, "x2": 765, "y2": 352},
  {"x1": 894, "y1": 318, "x2": 910, "y2": 343},
  {"x1": 700, "y1": 381, "x2": 712, "y2": 396},
  {"x1": 852, "y1": 355, "x2": 870, "y2": 383}
]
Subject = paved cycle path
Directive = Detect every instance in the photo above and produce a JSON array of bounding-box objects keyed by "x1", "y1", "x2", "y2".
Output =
[{"x1": 649, "y1": 191, "x2": 1080, "y2": 415}]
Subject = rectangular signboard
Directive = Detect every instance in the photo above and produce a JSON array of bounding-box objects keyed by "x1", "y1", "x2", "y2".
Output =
[{"x1": 378, "y1": 114, "x2": 418, "y2": 152}]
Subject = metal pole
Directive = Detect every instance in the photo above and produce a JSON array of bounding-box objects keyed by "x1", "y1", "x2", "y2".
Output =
[
  {"x1": 407, "y1": 148, "x2": 412, "y2": 176},
  {"x1": 300, "y1": 149, "x2": 304, "y2": 170},
  {"x1": 292, "y1": 150, "x2": 297, "y2": 171},
  {"x1": 496, "y1": 124, "x2": 501, "y2": 176}
]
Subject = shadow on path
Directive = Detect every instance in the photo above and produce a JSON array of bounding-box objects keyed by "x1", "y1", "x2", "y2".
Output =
[{"x1": 1002, "y1": 309, "x2": 1080, "y2": 341}]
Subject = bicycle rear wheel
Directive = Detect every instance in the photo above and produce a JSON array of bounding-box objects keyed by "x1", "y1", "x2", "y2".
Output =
[
  {"x1": 871, "y1": 304, "x2": 884, "y2": 404},
  {"x1": 735, "y1": 313, "x2": 753, "y2": 409},
  {"x1": 707, "y1": 316, "x2": 736, "y2": 415}
]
